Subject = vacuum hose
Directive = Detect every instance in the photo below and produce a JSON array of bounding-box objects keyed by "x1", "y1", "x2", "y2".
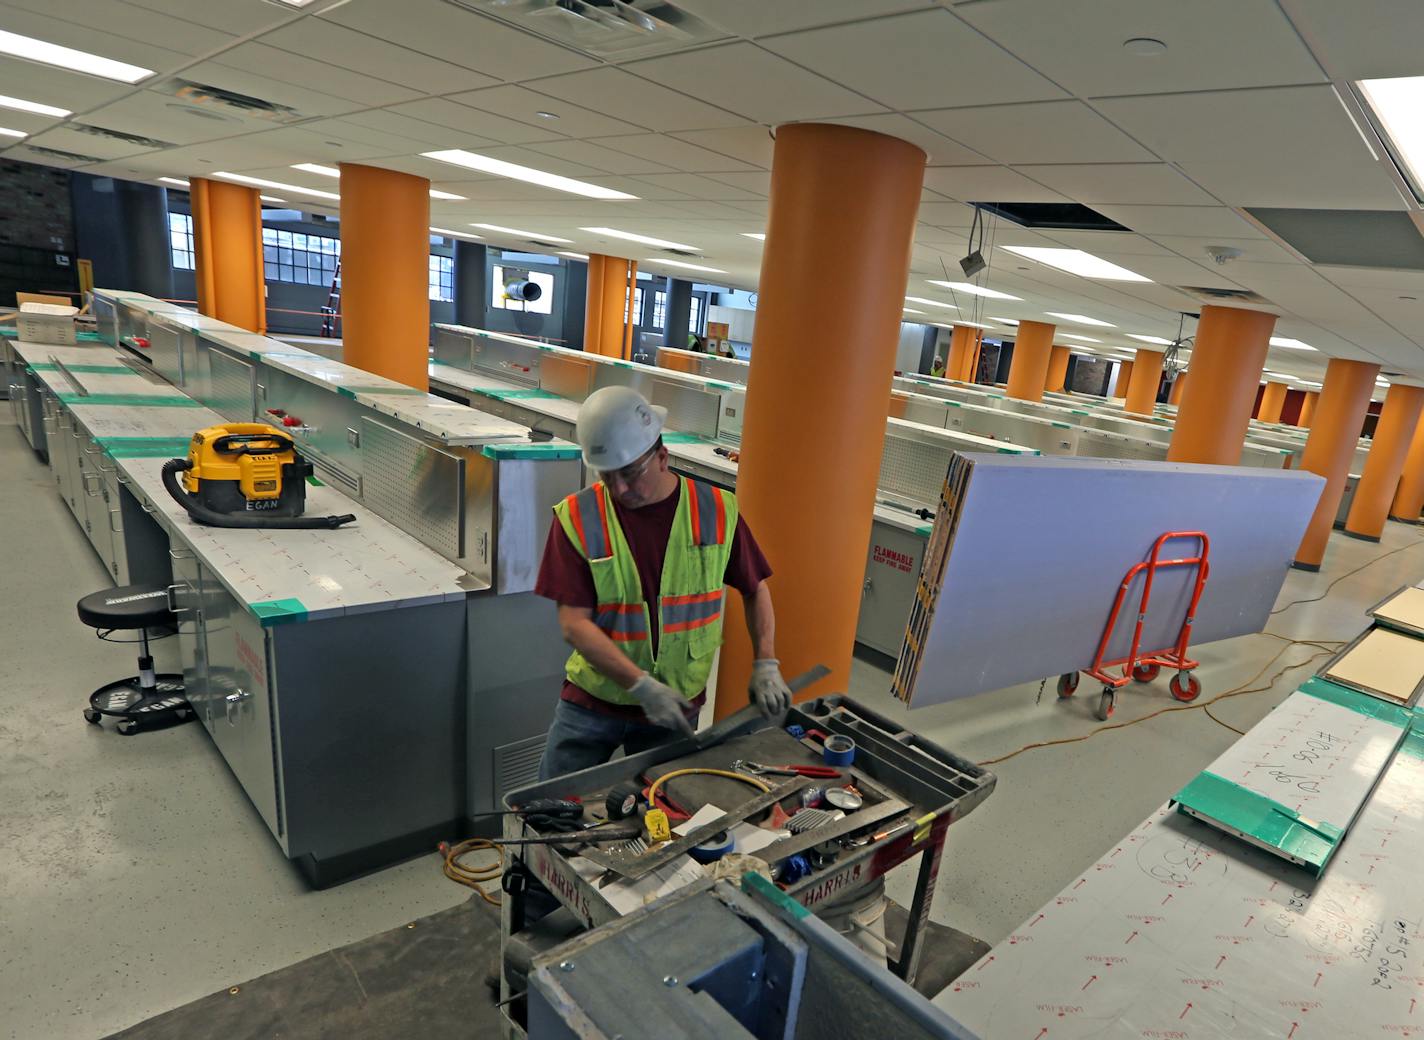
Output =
[{"x1": 162, "y1": 458, "x2": 357, "y2": 530}]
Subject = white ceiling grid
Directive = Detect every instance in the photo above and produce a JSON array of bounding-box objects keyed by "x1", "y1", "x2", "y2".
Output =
[{"x1": 0, "y1": 0, "x2": 1418, "y2": 381}]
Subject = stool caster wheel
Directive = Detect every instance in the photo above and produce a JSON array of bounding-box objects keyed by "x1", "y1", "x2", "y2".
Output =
[
  {"x1": 1056, "y1": 673, "x2": 1079, "y2": 698},
  {"x1": 117, "y1": 721, "x2": 137, "y2": 736},
  {"x1": 1096, "y1": 687, "x2": 1116, "y2": 722},
  {"x1": 83, "y1": 708, "x2": 102, "y2": 725}
]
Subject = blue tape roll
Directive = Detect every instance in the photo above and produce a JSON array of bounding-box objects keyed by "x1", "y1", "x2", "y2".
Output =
[
  {"x1": 823, "y1": 734, "x2": 856, "y2": 767},
  {"x1": 689, "y1": 831, "x2": 735, "y2": 864}
]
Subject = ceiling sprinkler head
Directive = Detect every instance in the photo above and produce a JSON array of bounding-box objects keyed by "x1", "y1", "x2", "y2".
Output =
[{"x1": 1205, "y1": 245, "x2": 1244, "y2": 265}]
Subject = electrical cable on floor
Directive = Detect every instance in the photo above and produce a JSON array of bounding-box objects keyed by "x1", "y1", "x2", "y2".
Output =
[
  {"x1": 1203, "y1": 704, "x2": 1245, "y2": 736},
  {"x1": 1270, "y1": 533, "x2": 1424, "y2": 616},
  {"x1": 438, "y1": 837, "x2": 503, "y2": 906}
]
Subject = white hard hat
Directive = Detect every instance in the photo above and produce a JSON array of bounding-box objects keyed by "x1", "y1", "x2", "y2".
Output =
[{"x1": 575, "y1": 386, "x2": 668, "y2": 471}]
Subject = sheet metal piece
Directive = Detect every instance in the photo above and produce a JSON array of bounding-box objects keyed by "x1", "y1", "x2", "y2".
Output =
[
  {"x1": 937, "y1": 728, "x2": 1424, "y2": 1038},
  {"x1": 1369, "y1": 584, "x2": 1424, "y2": 638},
  {"x1": 1324, "y1": 626, "x2": 1424, "y2": 704},
  {"x1": 895, "y1": 454, "x2": 1324, "y2": 707}
]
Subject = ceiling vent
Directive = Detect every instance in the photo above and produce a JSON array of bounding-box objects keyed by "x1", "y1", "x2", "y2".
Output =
[
  {"x1": 1172, "y1": 285, "x2": 1274, "y2": 306},
  {"x1": 164, "y1": 80, "x2": 301, "y2": 123},
  {"x1": 661, "y1": 247, "x2": 701, "y2": 258},
  {"x1": 973, "y1": 201, "x2": 1130, "y2": 233},
  {"x1": 23, "y1": 145, "x2": 104, "y2": 164},
  {"x1": 1246, "y1": 208, "x2": 1424, "y2": 270},
  {"x1": 446, "y1": 0, "x2": 726, "y2": 59},
  {"x1": 72, "y1": 124, "x2": 174, "y2": 150}
]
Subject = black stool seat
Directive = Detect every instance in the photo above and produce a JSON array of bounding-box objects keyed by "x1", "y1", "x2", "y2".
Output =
[{"x1": 77, "y1": 584, "x2": 176, "y2": 630}]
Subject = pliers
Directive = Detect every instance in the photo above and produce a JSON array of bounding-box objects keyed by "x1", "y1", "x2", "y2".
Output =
[{"x1": 733, "y1": 759, "x2": 841, "y2": 778}]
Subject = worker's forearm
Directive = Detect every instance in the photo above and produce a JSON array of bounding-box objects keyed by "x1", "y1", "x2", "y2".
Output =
[
  {"x1": 563, "y1": 617, "x2": 646, "y2": 689},
  {"x1": 743, "y1": 582, "x2": 776, "y2": 660}
]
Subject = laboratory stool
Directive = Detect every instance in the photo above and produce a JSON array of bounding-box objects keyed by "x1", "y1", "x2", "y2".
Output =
[{"x1": 76, "y1": 583, "x2": 191, "y2": 736}]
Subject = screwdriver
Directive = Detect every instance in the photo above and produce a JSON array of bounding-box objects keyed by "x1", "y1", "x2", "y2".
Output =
[{"x1": 468, "y1": 798, "x2": 584, "y2": 822}]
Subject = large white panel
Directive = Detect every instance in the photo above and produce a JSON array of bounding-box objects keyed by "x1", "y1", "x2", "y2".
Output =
[
  {"x1": 528, "y1": 67, "x2": 743, "y2": 132},
  {"x1": 624, "y1": 43, "x2": 885, "y2": 125},
  {"x1": 765, "y1": 8, "x2": 1063, "y2": 110},
  {"x1": 913, "y1": 101, "x2": 1156, "y2": 165},
  {"x1": 1016, "y1": 163, "x2": 1217, "y2": 206}
]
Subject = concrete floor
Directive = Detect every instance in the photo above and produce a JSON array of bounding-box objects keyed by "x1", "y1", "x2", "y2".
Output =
[{"x1": 3, "y1": 417, "x2": 1423, "y2": 1038}]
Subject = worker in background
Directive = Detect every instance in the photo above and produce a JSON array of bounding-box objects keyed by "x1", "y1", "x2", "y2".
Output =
[
  {"x1": 930, "y1": 355, "x2": 946, "y2": 378},
  {"x1": 535, "y1": 386, "x2": 791, "y2": 779}
]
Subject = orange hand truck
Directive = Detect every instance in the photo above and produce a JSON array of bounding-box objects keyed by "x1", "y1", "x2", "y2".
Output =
[{"x1": 1056, "y1": 531, "x2": 1210, "y2": 721}]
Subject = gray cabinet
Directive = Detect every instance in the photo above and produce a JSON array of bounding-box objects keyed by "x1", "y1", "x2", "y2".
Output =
[{"x1": 856, "y1": 521, "x2": 928, "y2": 657}]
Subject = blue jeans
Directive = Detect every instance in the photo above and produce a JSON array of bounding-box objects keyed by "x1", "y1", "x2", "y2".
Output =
[{"x1": 537, "y1": 699, "x2": 695, "y2": 781}]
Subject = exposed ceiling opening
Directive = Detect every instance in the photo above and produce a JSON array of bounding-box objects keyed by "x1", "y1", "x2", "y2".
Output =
[
  {"x1": 1246, "y1": 208, "x2": 1424, "y2": 270},
  {"x1": 973, "y1": 202, "x2": 1130, "y2": 233}
]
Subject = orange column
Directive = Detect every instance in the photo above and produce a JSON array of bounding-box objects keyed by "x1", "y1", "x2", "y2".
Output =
[
  {"x1": 585, "y1": 253, "x2": 633, "y2": 358},
  {"x1": 339, "y1": 164, "x2": 429, "y2": 390},
  {"x1": 1293, "y1": 358, "x2": 1381, "y2": 569},
  {"x1": 189, "y1": 177, "x2": 266, "y2": 333},
  {"x1": 946, "y1": 325, "x2": 977, "y2": 381},
  {"x1": 965, "y1": 330, "x2": 983, "y2": 382},
  {"x1": 1005, "y1": 320, "x2": 1056, "y2": 402},
  {"x1": 714, "y1": 123, "x2": 924, "y2": 718},
  {"x1": 621, "y1": 259, "x2": 638, "y2": 360},
  {"x1": 1299, "y1": 390, "x2": 1319, "y2": 428},
  {"x1": 1125, "y1": 348, "x2": 1165, "y2": 415},
  {"x1": 1167, "y1": 306, "x2": 1276, "y2": 464},
  {"x1": 1345, "y1": 384, "x2": 1424, "y2": 541},
  {"x1": 584, "y1": 253, "x2": 607, "y2": 353},
  {"x1": 1258, "y1": 380, "x2": 1288, "y2": 423},
  {"x1": 1112, "y1": 360, "x2": 1133, "y2": 398},
  {"x1": 1169, "y1": 371, "x2": 1187, "y2": 405},
  {"x1": 1044, "y1": 344, "x2": 1070, "y2": 393},
  {"x1": 1391, "y1": 414, "x2": 1424, "y2": 522}
]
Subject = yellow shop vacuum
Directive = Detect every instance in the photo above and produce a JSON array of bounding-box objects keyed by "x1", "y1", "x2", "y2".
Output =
[{"x1": 162, "y1": 423, "x2": 356, "y2": 530}]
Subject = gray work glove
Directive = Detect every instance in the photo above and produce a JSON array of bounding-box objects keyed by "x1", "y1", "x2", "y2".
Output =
[
  {"x1": 629, "y1": 674, "x2": 696, "y2": 737},
  {"x1": 749, "y1": 659, "x2": 792, "y2": 718}
]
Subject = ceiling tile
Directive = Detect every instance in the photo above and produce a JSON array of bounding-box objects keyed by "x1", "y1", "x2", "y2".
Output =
[
  {"x1": 1015, "y1": 163, "x2": 1217, "y2": 206},
  {"x1": 526, "y1": 67, "x2": 744, "y2": 132},
  {"x1": 912, "y1": 101, "x2": 1156, "y2": 165},
  {"x1": 0, "y1": 57, "x2": 133, "y2": 113},
  {"x1": 1091, "y1": 205, "x2": 1267, "y2": 238},
  {"x1": 1286, "y1": 0, "x2": 1424, "y2": 80},
  {"x1": 819, "y1": 114, "x2": 991, "y2": 165},
  {"x1": 302, "y1": 116, "x2": 484, "y2": 156},
  {"x1": 386, "y1": 98, "x2": 561, "y2": 146},
  {"x1": 1314, "y1": 265, "x2": 1424, "y2": 291},
  {"x1": 179, "y1": 58, "x2": 367, "y2": 119},
  {"x1": 1178, "y1": 154, "x2": 1407, "y2": 210},
  {"x1": 461, "y1": 143, "x2": 604, "y2": 179},
  {"x1": 668, "y1": 126, "x2": 774, "y2": 168},
  {"x1": 450, "y1": 86, "x2": 644, "y2": 140},
  {"x1": 1035, "y1": 230, "x2": 1180, "y2": 257},
  {"x1": 0, "y1": 3, "x2": 192, "y2": 73},
  {"x1": 628, "y1": 173, "x2": 765, "y2": 201},
  {"x1": 321, "y1": 0, "x2": 592, "y2": 81},
  {"x1": 592, "y1": 133, "x2": 758, "y2": 173},
  {"x1": 700, "y1": 171, "x2": 771, "y2": 196},
  {"x1": 624, "y1": 43, "x2": 885, "y2": 125},
  {"x1": 81, "y1": 93, "x2": 255, "y2": 147},
  {"x1": 208, "y1": 42, "x2": 424, "y2": 108},
  {"x1": 20, "y1": 127, "x2": 150, "y2": 161},
  {"x1": 957, "y1": 0, "x2": 1325, "y2": 97},
  {"x1": 122, "y1": 0, "x2": 296, "y2": 36},
  {"x1": 763, "y1": 9, "x2": 1065, "y2": 111},
  {"x1": 333, "y1": 109, "x2": 472, "y2": 148},
  {"x1": 2, "y1": 0, "x2": 236, "y2": 57},
  {"x1": 255, "y1": 19, "x2": 497, "y2": 96},
  {"x1": 1150, "y1": 235, "x2": 1299, "y2": 265},
  {"x1": 673, "y1": 0, "x2": 932, "y2": 37},
  {"x1": 922, "y1": 166, "x2": 1067, "y2": 203},
  {"x1": 916, "y1": 201, "x2": 979, "y2": 227},
  {"x1": 524, "y1": 139, "x2": 675, "y2": 176}
]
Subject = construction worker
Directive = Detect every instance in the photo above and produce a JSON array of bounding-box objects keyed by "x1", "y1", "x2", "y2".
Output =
[
  {"x1": 534, "y1": 385, "x2": 791, "y2": 779},
  {"x1": 930, "y1": 355, "x2": 946, "y2": 378}
]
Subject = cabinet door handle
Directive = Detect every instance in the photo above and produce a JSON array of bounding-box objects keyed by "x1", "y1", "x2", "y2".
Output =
[
  {"x1": 82, "y1": 471, "x2": 102, "y2": 496},
  {"x1": 108, "y1": 507, "x2": 123, "y2": 534},
  {"x1": 168, "y1": 546, "x2": 195, "y2": 560},
  {"x1": 225, "y1": 689, "x2": 250, "y2": 725}
]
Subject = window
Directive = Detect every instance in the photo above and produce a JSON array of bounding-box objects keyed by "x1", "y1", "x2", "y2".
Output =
[
  {"x1": 652, "y1": 290, "x2": 667, "y2": 330},
  {"x1": 169, "y1": 212, "x2": 194, "y2": 271},
  {"x1": 491, "y1": 265, "x2": 554, "y2": 315},
  {"x1": 262, "y1": 227, "x2": 340, "y2": 286},
  {"x1": 689, "y1": 296, "x2": 704, "y2": 334},
  {"x1": 429, "y1": 255, "x2": 454, "y2": 302}
]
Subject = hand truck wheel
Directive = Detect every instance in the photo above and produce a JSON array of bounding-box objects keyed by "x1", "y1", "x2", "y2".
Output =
[
  {"x1": 1056, "y1": 672, "x2": 1080, "y2": 698},
  {"x1": 1169, "y1": 671, "x2": 1201, "y2": 702},
  {"x1": 1131, "y1": 662, "x2": 1161, "y2": 683},
  {"x1": 1096, "y1": 687, "x2": 1115, "y2": 721},
  {"x1": 83, "y1": 708, "x2": 103, "y2": 725}
]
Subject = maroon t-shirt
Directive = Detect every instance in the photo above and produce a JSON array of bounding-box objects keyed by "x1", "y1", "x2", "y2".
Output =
[{"x1": 534, "y1": 481, "x2": 772, "y2": 720}]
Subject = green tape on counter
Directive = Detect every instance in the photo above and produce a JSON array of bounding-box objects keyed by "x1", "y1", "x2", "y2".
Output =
[
  {"x1": 0, "y1": 328, "x2": 100, "y2": 341},
  {"x1": 1298, "y1": 676, "x2": 1413, "y2": 727},
  {"x1": 336, "y1": 384, "x2": 428, "y2": 398},
  {"x1": 915, "y1": 524, "x2": 933, "y2": 536},
  {"x1": 1400, "y1": 726, "x2": 1424, "y2": 760},
  {"x1": 660, "y1": 431, "x2": 706, "y2": 445},
  {"x1": 742, "y1": 871, "x2": 809, "y2": 920},
  {"x1": 481, "y1": 387, "x2": 560, "y2": 401},
  {"x1": 481, "y1": 442, "x2": 581, "y2": 460},
  {"x1": 306, "y1": 474, "x2": 324, "y2": 487},
  {"x1": 99, "y1": 437, "x2": 192, "y2": 459},
  {"x1": 57, "y1": 392, "x2": 200, "y2": 407},
  {"x1": 28, "y1": 362, "x2": 132, "y2": 373},
  {"x1": 1173, "y1": 770, "x2": 1342, "y2": 874},
  {"x1": 708, "y1": 381, "x2": 737, "y2": 391},
  {"x1": 250, "y1": 598, "x2": 309, "y2": 626}
]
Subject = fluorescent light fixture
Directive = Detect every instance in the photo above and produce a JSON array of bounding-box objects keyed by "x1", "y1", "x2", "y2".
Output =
[
  {"x1": 428, "y1": 189, "x2": 466, "y2": 200},
  {"x1": 260, "y1": 196, "x2": 286, "y2": 204},
  {"x1": 558, "y1": 251, "x2": 589, "y2": 260},
  {"x1": 926, "y1": 280, "x2": 1021, "y2": 300},
  {"x1": 431, "y1": 226, "x2": 483, "y2": 241},
  {"x1": 902, "y1": 307, "x2": 927, "y2": 315},
  {"x1": 1269, "y1": 336, "x2": 1317, "y2": 351},
  {"x1": 1298, "y1": 380, "x2": 1323, "y2": 387},
  {"x1": 581, "y1": 227, "x2": 698, "y2": 251},
  {"x1": 954, "y1": 321, "x2": 998, "y2": 330},
  {"x1": 1358, "y1": 77, "x2": 1424, "y2": 194},
  {"x1": 295, "y1": 163, "x2": 468, "y2": 201},
  {"x1": 1003, "y1": 245, "x2": 1150, "y2": 282},
  {"x1": 158, "y1": 177, "x2": 189, "y2": 188},
  {"x1": 423, "y1": 149, "x2": 637, "y2": 200},
  {"x1": 1377, "y1": 376, "x2": 1392, "y2": 386},
  {"x1": 0, "y1": 126, "x2": 25, "y2": 138},
  {"x1": 0, "y1": 29, "x2": 152, "y2": 83},
  {"x1": 1128, "y1": 334, "x2": 1173, "y2": 345},
  {"x1": 214, "y1": 172, "x2": 339, "y2": 200},
  {"x1": 1060, "y1": 333, "x2": 1101, "y2": 343},
  {"x1": 650, "y1": 258, "x2": 726, "y2": 274},
  {"x1": 905, "y1": 296, "x2": 958, "y2": 310},
  {"x1": 988, "y1": 317, "x2": 1019, "y2": 326},
  {"x1": 1046, "y1": 311, "x2": 1116, "y2": 327},
  {"x1": 471, "y1": 223, "x2": 573, "y2": 243},
  {"x1": 741, "y1": 232, "x2": 766, "y2": 241},
  {"x1": 273, "y1": 0, "x2": 322, "y2": 6},
  {"x1": 0, "y1": 94, "x2": 68, "y2": 118}
]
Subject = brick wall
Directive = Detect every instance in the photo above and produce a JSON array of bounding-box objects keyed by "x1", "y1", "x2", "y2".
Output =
[{"x1": 0, "y1": 159, "x2": 73, "y2": 252}]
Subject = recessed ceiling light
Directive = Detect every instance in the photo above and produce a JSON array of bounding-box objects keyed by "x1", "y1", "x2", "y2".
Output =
[
  {"x1": 1004, "y1": 246, "x2": 1150, "y2": 282},
  {"x1": 423, "y1": 149, "x2": 637, "y2": 200},
  {"x1": 989, "y1": 316, "x2": 1019, "y2": 326},
  {"x1": 1268, "y1": 336, "x2": 1317, "y2": 351},
  {"x1": 1358, "y1": 77, "x2": 1424, "y2": 196},
  {"x1": 1128, "y1": 334, "x2": 1173, "y2": 345},
  {"x1": 471, "y1": 223, "x2": 574, "y2": 243},
  {"x1": 431, "y1": 226, "x2": 483, "y2": 241},
  {"x1": 741, "y1": 232, "x2": 766, "y2": 241},
  {"x1": 1060, "y1": 333, "x2": 1101, "y2": 343},
  {"x1": 651, "y1": 258, "x2": 726, "y2": 274},
  {"x1": 902, "y1": 307, "x2": 927, "y2": 315},
  {"x1": 581, "y1": 226, "x2": 699, "y2": 250},
  {"x1": 954, "y1": 321, "x2": 997, "y2": 330},
  {"x1": 271, "y1": 0, "x2": 321, "y2": 6},
  {"x1": 1123, "y1": 37, "x2": 1167, "y2": 56},
  {"x1": 926, "y1": 280, "x2": 1022, "y2": 300},
  {"x1": 158, "y1": 177, "x2": 189, "y2": 188},
  {"x1": 1377, "y1": 376, "x2": 1392, "y2": 386},
  {"x1": 0, "y1": 126, "x2": 26, "y2": 138},
  {"x1": 558, "y1": 251, "x2": 589, "y2": 260},
  {"x1": 213, "y1": 172, "x2": 339, "y2": 200},
  {"x1": 535, "y1": 111, "x2": 559, "y2": 120},
  {"x1": 0, "y1": 29, "x2": 152, "y2": 83},
  {"x1": 0, "y1": 94, "x2": 68, "y2": 118},
  {"x1": 428, "y1": 189, "x2": 466, "y2": 200},
  {"x1": 1298, "y1": 380, "x2": 1323, "y2": 387},
  {"x1": 260, "y1": 196, "x2": 286, "y2": 204},
  {"x1": 905, "y1": 296, "x2": 958, "y2": 310},
  {"x1": 1046, "y1": 311, "x2": 1117, "y2": 327}
]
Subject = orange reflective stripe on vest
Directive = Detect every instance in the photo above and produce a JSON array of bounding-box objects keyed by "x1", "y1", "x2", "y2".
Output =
[
  {"x1": 594, "y1": 602, "x2": 648, "y2": 642},
  {"x1": 568, "y1": 484, "x2": 612, "y2": 560},
  {"x1": 662, "y1": 589, "x2": 722, "y2": 633},
  {"x1": 687, "y1": 477, "x2": 727, "y2": 547}
]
